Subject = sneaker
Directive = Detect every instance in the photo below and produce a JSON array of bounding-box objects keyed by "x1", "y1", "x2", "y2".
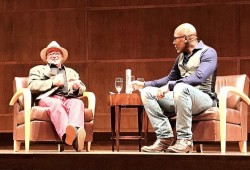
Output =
[
  {"x1": 65, "y1": 125, "x2": 77, "y2": 146},
  {"x1": 141, "y1": 138, "x2": 174, "y2": 153},
  {"x1": 73, "y1": 127, "x2": 86, "y2": 152},
  {"x1": 167, "y1": 139, "x2": 193, "y2": 153}
]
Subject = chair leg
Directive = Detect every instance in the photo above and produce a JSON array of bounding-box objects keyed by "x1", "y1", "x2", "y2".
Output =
[
  {"x1": 58, "y1": 144, "x2": 64, "y2": 152},
  {"x1": 86, "y1": 142, "x2": 91, "y2": 152},
  {"x1": 196, "y1": 144, "x2": 203, "y2": 153},
  {"x1": 239, "y1": 141, "x2": 247, "y2": 153},
  {"x1": 14, "y1": 140, "x2": 21, "y2": 152},
  {"x1": 25, "y1": 138, "x2": 30, "y2": 152}
]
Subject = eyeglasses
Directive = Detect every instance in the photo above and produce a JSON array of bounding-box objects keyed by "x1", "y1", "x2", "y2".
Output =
[
  {"x1": 173, "y1": 35, "x2": 186, "y2": 41},
  {"x1": 47, "y1": 52, "x2": 62, "y2": 57}
]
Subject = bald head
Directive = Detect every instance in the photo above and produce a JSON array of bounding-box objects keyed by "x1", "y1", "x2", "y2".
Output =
[
  {"x1": 174, "y1": 23, "x2": 198, "y2": 46},
  {"x1": 173, "y1": 23, "x2": 198, "y2": 54},
  {"x1": 175, "y1": 23, "x2": 197, "y2": 36}
]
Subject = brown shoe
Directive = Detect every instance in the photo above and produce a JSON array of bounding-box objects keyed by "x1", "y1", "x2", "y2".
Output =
[
  {"x1": 141, "y1": 138, "x2": 174, "y2": 153},
  {"x1": 167, "y1": 139, "x2": 193, "y2": 153},
  {"x1": 73, "y1": 127, "x2": 86, "y2": 152},
  {"x1": 65, "y1": 125, "x2": 77, "y2": 146}
]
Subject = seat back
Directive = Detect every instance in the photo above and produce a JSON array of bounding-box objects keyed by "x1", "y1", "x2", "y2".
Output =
[
  {"x1": 215, "y1": 74, "x2": 249, "y2": 109},
  {"x1": 14, "y1": 77, "x2": 28, "y2": 91}
]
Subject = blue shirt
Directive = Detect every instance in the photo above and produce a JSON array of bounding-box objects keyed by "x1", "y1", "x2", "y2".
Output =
[{"x1": 144, "y1": 41, "x2": 218, "y2": 91}]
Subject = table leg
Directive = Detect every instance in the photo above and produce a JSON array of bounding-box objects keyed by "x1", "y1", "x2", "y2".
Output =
[
  {"x1": 115, "y1": 105, "x2": 121, "y2": 151},
  {"x1": 138, "y1": 106, "x2": 143, "y2": 151},
  {"x1": 110, "y1": 106, "x2": 115, "y2": 152}
]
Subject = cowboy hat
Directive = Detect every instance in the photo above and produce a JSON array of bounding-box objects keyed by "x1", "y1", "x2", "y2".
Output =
[{"x1": 40, "y1": 41, "x2": 68, "y2": 63}]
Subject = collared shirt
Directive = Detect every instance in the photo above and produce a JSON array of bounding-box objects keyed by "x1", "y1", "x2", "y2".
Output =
[
  {"x1": 144, "y1": 41, "x2": 217, "y2": 91},
  {"x1": 49, "y1": 64, "x2": 69, "y2": 97}
]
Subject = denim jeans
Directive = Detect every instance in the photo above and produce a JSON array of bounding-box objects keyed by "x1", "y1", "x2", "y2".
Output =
[{"x1": 140, "y1": 83, "x2": 213, "y2": 139}]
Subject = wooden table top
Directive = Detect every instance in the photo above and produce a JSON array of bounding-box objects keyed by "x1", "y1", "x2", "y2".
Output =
[{"x1": 109, "y1": 93, "x2": 143, "y2": 106}]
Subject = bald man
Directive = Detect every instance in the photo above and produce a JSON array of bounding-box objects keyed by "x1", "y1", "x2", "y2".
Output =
[{"x1": 130, "y1": 23, "x2": 218, "y2": 153}]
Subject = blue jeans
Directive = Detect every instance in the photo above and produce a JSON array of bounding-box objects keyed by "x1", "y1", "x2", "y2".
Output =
[{"x1": 140, "y1": 83, "x2": 213, "y2": 139}]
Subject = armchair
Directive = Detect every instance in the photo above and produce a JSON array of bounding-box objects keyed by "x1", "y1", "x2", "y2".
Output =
[
  {"x1": 9, "y1": 77, "x2": 95, "y2": 152},
  {"x1": 192, "y1": 74, "x2": 250, "y2": 153}
]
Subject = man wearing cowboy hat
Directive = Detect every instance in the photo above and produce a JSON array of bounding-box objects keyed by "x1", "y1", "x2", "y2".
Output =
[{"x1": 28, "y1": 41, "x2": 86, "y2": 152}]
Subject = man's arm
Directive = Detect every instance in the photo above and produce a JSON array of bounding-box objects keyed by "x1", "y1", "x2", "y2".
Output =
[
  {"x1": 144, "y1": 57, "x2": 181, "y2": 88},
  {"x1": 28, "y1": 66, "x2": 54, "y2": 93},
  {"x1": 66, "y1": 68, "x2": 86, "y2": 95},
  {"x1": 130, "y1": 58, "x2": 181, "y2": 91},
  {"x1": 173, "y1": 48, "x2": 217, "y2": 88}
]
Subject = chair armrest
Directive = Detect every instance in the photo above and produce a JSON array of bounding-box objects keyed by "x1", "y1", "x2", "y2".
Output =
[
  {"x1": 9, "y1": 88, "x2": 32, "y2": 152},
  {"x1": 9, "y1": 88, "x2": 32, "y2": 114},
  {"x1": 218, "y1": 86, "x2": 250, "y2": 154},
  {"x1": 83, "y1": 92, "x2": 96, "y2": 116},
  {"x1": 219, "y1": 86, "x2": 250, "y2": 106}
]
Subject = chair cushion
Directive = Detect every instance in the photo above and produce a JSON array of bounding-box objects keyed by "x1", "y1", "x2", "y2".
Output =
[
  {"x1": 16, "y1": 121, "x2": 61, "y2": 141},
  {"x1": 192, "y1": 107, "x2": 241, "y2": 125},
  {"x1": 17, "y1": 106, "x2": 50, "y2": 125},
  {"x1": 17, "y1": 106, "x2": 94, "y2": 125}
]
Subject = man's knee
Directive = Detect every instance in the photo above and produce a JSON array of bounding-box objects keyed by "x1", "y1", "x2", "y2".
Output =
[
  {"x1": 140, "y1": 87, "x2": 157, "y2": 100},
  {"x1": 141, "y1": 86, "x2": 151, "y2": 96},
  {"x1": 173, "y1": 83, "x2": 190, "y2": 100},
  {"x1": 69, "y1": 98, "x2": 84, "y2": 107}
]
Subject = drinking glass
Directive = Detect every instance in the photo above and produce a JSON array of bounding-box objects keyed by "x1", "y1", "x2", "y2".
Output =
[
  {"x1": 137, "y1": 78, "x2": 144, "y2": 82},
  {"x1": 115, "y1": 77, "x2": 123, "y2": 94},
  {"x1": 131, "y1": 75, "x2": 135, "y2": 82}
]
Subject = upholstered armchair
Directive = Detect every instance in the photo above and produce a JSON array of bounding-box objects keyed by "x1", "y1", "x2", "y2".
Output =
[
  {"x1": 9, "y1": 77, "x2": 95, "y2": 152},
  {"x1": 192, "y1": 74, "x2": 250, "y2": 153}
]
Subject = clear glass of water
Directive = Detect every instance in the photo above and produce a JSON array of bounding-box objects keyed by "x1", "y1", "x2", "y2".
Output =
[
  {"x1": 137, "y1": 78, "x2": 144, "y2": 82},
  {"x1": 115, "y1": 77, "x2": 123, "y2": 94}
]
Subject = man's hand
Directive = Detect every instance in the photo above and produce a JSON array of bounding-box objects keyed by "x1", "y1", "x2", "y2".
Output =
[
  {"x1": 129, "y1": 80, "x2": 145, "y2": 91},
  {"x1": 53, "y1": 74, "x2": 64, "y2": 87},
  {"x1": 156, "y1": 84, "x2": 169, "y2": 99},
  {"x1": 72, "y1": 80, "x2": 81, "y2": 90}
]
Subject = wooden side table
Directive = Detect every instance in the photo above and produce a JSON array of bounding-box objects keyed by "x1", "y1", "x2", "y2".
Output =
[{"x1": 109, "y1": 93, "x2": 148, "y2": 152}]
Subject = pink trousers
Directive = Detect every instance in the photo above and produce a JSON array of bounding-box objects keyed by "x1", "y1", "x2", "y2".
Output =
[{"x1": 38, "y1": 95, "x2": 85, "y2": 139}]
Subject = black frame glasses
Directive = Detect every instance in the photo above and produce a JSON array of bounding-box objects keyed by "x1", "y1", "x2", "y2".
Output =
[{"x1": 173, "y1": 35, "x2": 186, "y2": 41}]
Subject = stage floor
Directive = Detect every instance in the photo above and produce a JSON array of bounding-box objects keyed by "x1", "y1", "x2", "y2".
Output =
[{"x1": 0, "y1": 141, "x2": 250, "y2": 170}]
